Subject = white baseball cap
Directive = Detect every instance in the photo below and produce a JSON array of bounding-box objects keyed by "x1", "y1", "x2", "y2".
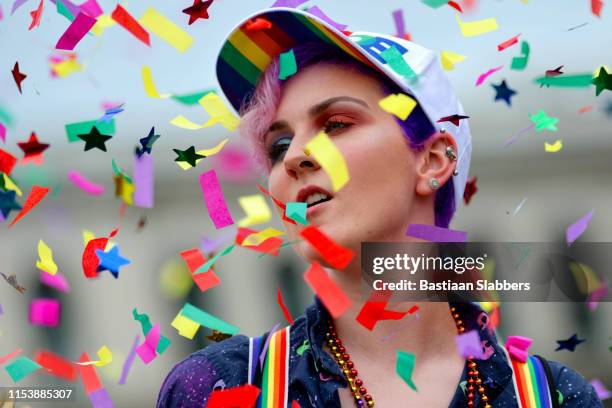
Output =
[{"x1": 215, "y1": 7, "x2": 472, "y2": 208}]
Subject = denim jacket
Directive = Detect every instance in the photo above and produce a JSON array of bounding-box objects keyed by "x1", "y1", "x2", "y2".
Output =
[{"x1": 157, "y1": 298, "x2": 601, "y2": 407}]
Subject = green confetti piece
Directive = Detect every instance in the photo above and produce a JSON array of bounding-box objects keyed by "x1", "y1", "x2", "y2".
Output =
[
  {"x1": 279, "y1": 49, "x2": 298, "y2": 80},
  {"x1": 5, "y1": 357, "x2": 42, "y2": 383},
  {"x1": 381, "y1": 46, "x2": 417, "y2": 83},
  {"x1": 132, "y1": 308, "x2": 171, "y2": 354},
  {"x1": 111, "y1": 159, "x2": 132, "y2": 184},
  {"x1": 422, "y1": 0, "x2": 449, "y2": 8},
  {"x1": 195, "y1": 244, "x2": 236, "y2": 274},
  {"x1": 171, "y1": 90, "x2": 217, "y2": 105},
  {"x1": 65, "y1": 119, "x2": 115, "y2": 143},
  {"x1": 534, "y1": 74, "x2": 594, "y2": 87},
  {"x1": 296, "y1": 339, "x2": 310, "y2": 356},
  {"x1": 156, "y1": 336, "x2": 172, "y2": 354},
  {"x1": 181, "y1": 303, "x2": 239, "y2": 335},
  {"x1": 529, "y1": 109, "x2": 559, "y2": 132},
  {"x1": 285, "y1": 202, "x2": 308, "y2": 225},
  {"x1": 56, "y1": 0, "x2": 75, "y2": 21},
  {"x1": 510, "y1": 41, "x2": 530, "y2": 71},
  {"x1": 396, "y1": 350, "x2": 418, "y2": 391},
  {"x1": 0, "y1": 105, "x2": 14, "y2": 126}
]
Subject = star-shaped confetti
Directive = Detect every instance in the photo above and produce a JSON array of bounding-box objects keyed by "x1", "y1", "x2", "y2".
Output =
[
  {"x1": 77, "y1": 126, "x2": 113, "y2": 152},
  {"x1": 173, "y1": 146, "x2": 205, "y2": 168},
  {"x1": 437, "y1": 114, "x2": 470, "y2": 126},
  {"x1": 98, "y1": 103, "x2": 125, "y2": 123},
  {"x1": 17, "y1": 132, "x2": 49, "y2": 165},
  {"x1": 540, "y1": 65, "x2": 564, "y2": 88},
  {"x1": 463, "y1": 176, "x2": 478, "y2": 205},
  {"x1": 96, "y1": 246, "x2": 131, "y2": 278},
  {"x1": 492, "y1": 80, "x2": 517, "y2": 106},
  {"x1": 138, "y1": 127, "x2": 160, "y2": 157},
  {"x1": 28, "y1": 0, "x2": 43, "y2": 30},
  {"x1": 11, "y1": 62, "x2": 27, "y2": 94},
  {"x1": 0, "y1": 189, "x2": 22, "y2": 218},
  {"x1": 592, "y1": 66, "x2": 612, "y2": 96},
  {"x1": 555, "y1": 334, "x2": 586, "y2": 352},
  {"x1": 182, "y1": 0, "x2": 213, "y2": 25},
  {"x1": 0, "y1": 272, "x2": 26, "y2": 294},
  {"x1": 529, "y1": 110, "x2": 559, "y2": 132}
]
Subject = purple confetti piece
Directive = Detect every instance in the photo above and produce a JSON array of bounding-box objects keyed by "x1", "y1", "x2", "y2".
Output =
[
  {"x1": 305, "y1": 6, "x2": 347, "y2": 31},
  {"x1": 392, "y1": 9, "x2": 405, "y2": 38},
  {"x1": 89, "y1": 388, "x2": 114, "y2": 408},
  {"x1": 590, "y1": 379, "x2": 612, "y2": 401},
  {"x1": 119, "y1": 334, "x2": 140, "y2": 385},
  {"x1": 0, "y1": 303, "x2": 3, "y2": 315},
  {"x1": 49, "y1": 0, "x2": 81, "y2": 17},
  {"x1": 201, "y1": 230, "x2": 234, "y2": 254},
  {"x1": 406, "y1": 224, "x2": 468, "y2": 242},
  {"x1": 270, "y1": 0, "x2": 308, "y2": 7},
  {"x1": 134, "y1": 153, "x2": 153, "y2": 208},
  {"x1": 587, "y1": 281, "x2": 608, "y2": 311},
  {"x1": 566, "y1": 210, "x2": 594, "y2": 246},
  {"x1": 455, "y1": 330, "x2": 486, "y2": 359},
  {"x1": 259, "y1": 322, "x2": 281, "y2": 370},
  {"x1": 503, "y1": 123, "x2": 534, "y2": 147},
  {"x1": 10, "y1": 0, "x2": 29, "y2": 15}
]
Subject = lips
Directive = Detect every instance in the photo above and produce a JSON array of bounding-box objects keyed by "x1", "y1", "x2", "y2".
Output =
[{"x1": 296, "y1": 185, "x2": 334, "y2": 207}]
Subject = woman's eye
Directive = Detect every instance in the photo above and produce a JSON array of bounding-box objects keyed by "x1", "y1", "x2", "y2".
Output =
[
  {"x1": 323, "y1": 116, "x2": 354, "y2": 134},
  {"x1": 268, "y1": 136, "x2": 292, "y2": 164}
]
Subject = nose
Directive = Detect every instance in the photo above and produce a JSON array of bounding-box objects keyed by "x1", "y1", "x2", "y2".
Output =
[{"x1": 282, "y1": 137, "x2": 320, "y2": 179}]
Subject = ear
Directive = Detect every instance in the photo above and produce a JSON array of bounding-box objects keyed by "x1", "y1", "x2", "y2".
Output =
[{"x1": 414, "y1": 131, "x2": 458, "y2": 197}]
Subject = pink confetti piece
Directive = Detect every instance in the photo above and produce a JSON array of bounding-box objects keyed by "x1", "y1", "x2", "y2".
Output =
[
  {"x1": 55, "y1": 12, "x2": 97, "y2": 50},
  {"x1": 29, "y1": 298, "x2": 60, "y2": 327},
  {"x1": 406, "y1": 224, "x2": 467, "y2": 242},
  {"x1": 0, "y1": 348, "x2": 23, "y2": 365},
  {"x1": 0, "y1": 122, "x2": 6, "y2": 143},
  {"x1": 455, "y1": 330, "x2": 486, "y2": 359},
  {"x1": 67, "y1": 170, "x2": 105, "y2": 196},
  {"x1": 587, "y1": 281, "x2": 608, "y2": 311},
  {"x1": 590, "y1": 378, "x2": 611, "y2": 400},
  {"x1": 118, "y1": 335, "x2": 140, "y2": 385},
  {"x1": 133, "y1": 153, "x2": 153, "y2": 208},
  {"x1": 475, "y1": 65, "x2": 503, "y2": 86},
  {"x1": 305, "y1": 6, "x2": 347, "y2": 31},
  {"x1": 136, "y1": 323, "x2": 160, "y2": 364},
  {"x1": 9, "y1": 185, "x2": 50, "y2": 228},
  {"x1": 199, "y1": 170, "x2": 234, "y2": 229},
  {"x1": 79, "y1": 0, "x2": 102, "y2": 18},
  {"x1": 566, "y1": 210, "x2": 594, "y2": 246},
  {"x1": 40, "y1": 270, "x2": 70, "y2": 293}
]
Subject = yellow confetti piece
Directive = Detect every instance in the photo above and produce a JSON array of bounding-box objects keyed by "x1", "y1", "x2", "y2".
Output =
[
  {"x1": 120, "y1": 177, "x2": 135, "y2": 206},
  {"x1": 237, "y1": 194, "x2": 271, "y2": 227},
  {"x1": 139, "y1": 7, "x2": 193, "y2": 53},
  {"x1": 378, "y1": 93, "x2": 417, "y2": 120},
  {"x1": 198, "y1": 93, "x2": 240, "y2": 131},
  {"x1": 2, "y1": 173, "x2": 22, "y2": 196},
  {"x1": 51, "y1": 59, "x2": 83, "y2": 77},
  {"x1": 171, "y1": 312, "x2": 200, "y2": 339},
  {"x1": 242, "y1": 227, "x2": 285, "y2": 247},
  {"x1": 36, "y1": 240, "x2": 58, "y2": 275},
  {"x1": 305, "y1": 131, "x2": 349, "y2": 192},
  {"x1": 82, "y1": 230, "x2": 95, "y2": 246},
  {"x1": 544, "y1": 140, "x2": 563, "y2": 152},
  {"x1": 76, "y1": 346, "x2": 113, "y2": 367},
  {"x1": 142, "y1": 66, "x2": 172, "y2": 99},
  {"x1": 176, "y1": 139, "x2": 229, "y2": 170},
  {"x1": 455, "y1": 13, "x2": 498, "y2": 37},
  {"x1": 90, "y1": 15, "x2": 115, "y2": 36},
  {"x1": 440, "y1": 50, "x2": 466, "y2": 71},
  {"x1": 169, "y1": 115, "x2": 216, "y2": 130},
  {"x1": 569, "y1": 262, "x2": 603, "y2": 294}
]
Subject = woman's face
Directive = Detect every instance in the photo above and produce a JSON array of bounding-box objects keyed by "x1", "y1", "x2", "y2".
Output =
[{"x1": 264, "y1": 63, "x2": 436, "y2": 267}]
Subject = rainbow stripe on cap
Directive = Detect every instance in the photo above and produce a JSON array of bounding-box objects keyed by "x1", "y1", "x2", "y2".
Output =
[{"x1": 216, "y1": 8, "x2": 378, "y2": 113}]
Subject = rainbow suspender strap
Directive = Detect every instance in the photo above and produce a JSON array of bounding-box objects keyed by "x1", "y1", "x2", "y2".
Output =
[
  {"x1": 503, "y1": 347, "x2": 556, "y2": 408},
  {"x1": 248, "y1": 327, "x2": 291, "y2": 408}
]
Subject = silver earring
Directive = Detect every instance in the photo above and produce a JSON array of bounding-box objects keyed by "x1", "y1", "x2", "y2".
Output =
[
  {"x1": 453, "y1": 169, "x2": 459, "y2": 176},
  {"x1": 445, "y1": 146, "x2": 457, "y2": 161},
  {"x1": 440, "y1": 128, "x2": 446, "y2": 134},
  {"x1": 429, "y1": 178, "x2": 440, "y2": 190}
]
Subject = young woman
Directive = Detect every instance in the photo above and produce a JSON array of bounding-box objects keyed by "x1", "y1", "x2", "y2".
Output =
[{"x1": 158, "y1": 7, "x2": 601, "y2": 408}]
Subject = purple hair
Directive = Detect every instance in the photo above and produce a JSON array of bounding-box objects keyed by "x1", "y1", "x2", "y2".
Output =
[{"x1": 239, "y1": 42, "x2": 455, "y2": 228}]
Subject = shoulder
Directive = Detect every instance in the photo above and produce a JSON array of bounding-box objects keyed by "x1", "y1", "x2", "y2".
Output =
[
  {"x1": 156, "y1": 334, "x2": 250, "y2": 408},
  {"x1": 546, "y1": 359, "x2": 602, "y2": 407}
]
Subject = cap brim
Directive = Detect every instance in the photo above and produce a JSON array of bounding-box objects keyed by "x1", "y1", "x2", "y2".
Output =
[{"x1": 215, "y1": 7, "x2": 382, "y2": 114}]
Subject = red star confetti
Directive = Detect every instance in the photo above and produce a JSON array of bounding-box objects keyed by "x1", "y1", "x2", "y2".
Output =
[
  {"x1": 463, "y1": 176, "x2": 478, "y2": 205},
  {"x1": 28, "y1": 0, "x2": 43, "y2": 30},
  {"x1": 11, "y1": 61, "x2": 27, "y2": 94},
  {"x1": 437, "y1": 114, "x2": 470, "y2": 126},
  {"x1": 182, "y1": 0, "x2": 213, "y2": 25},
  {"x1": 17, "y1": 132, "x2": 49, "y2": 165}
]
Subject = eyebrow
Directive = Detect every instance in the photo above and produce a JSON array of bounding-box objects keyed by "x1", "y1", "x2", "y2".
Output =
[{"x1": 265, "y1": 96, "x2": 370, "y2": 136}]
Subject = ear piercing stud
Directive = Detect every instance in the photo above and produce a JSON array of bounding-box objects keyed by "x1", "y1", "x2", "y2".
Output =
[{"x1": 429, "y1": 178, "x2": 441, "y2": 190}]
